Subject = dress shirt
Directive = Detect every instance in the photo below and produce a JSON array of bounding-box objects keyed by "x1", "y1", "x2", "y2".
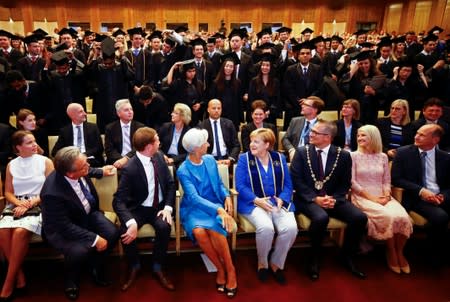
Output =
[
  {"x1": 120, "y1": 121, "x2": 132, "y2": 156},
  {"x1": 209, "y1": 118, "x2": 228, "y2": 157},
  {"x1": 72, "y1": 123, "x2": 86, "y2": 153},
  {"x1": 315, "y1": 144, "x2": 331, "y2": 175},
  {"x1": 418, "y1": 147, "x2": 439, "y2": 194},
  {"x1": 299, "y1": 117, "x2": 317, "y2": 147}
]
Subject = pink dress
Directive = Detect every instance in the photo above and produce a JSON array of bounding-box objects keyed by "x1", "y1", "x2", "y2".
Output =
[{"x1": 350, "y1": 152, "x2": 412, "y2": 240}]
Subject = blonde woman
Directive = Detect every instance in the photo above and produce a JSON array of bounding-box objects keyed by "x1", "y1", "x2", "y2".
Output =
[{"x1": 351, "y1": 125, "x2": 413, "y2": 274}]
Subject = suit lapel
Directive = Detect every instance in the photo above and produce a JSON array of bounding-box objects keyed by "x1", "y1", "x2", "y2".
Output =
[{"x1": 324, "y1": 145, "x2": 337, "y2": 176}]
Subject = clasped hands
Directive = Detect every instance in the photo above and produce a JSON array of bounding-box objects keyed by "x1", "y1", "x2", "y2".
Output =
[
  {"x1": 254, "y1": 196, "x2": 283, "y2": 212},
  {"x1": 420, "y1": 188, "x2": 444, "y2": 205},
  {"x1": 13, "y1": 197, "x2": 39, "y2": 217},
  {"x1": 315, "y1": 195, "x2": 336, "y2": 209}
]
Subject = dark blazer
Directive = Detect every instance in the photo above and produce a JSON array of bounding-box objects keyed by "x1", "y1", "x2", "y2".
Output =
[
  {"x1": 51, "y1": 122, "x2": 104, "y2": 166},
  {"x1": 0, "y1": 123, "x2": 12, "y2": 170},
  {"x1": 158, "y1": 122, "x2": 190, "y2": 167},
  {"x1": 392, "y1": 144, "x2": 450, "y2": 210},
  {"x1": 203, "y1": 52, "x2": 221, "y2": 78},
  {"x1": 290, "y1": 144, "x2": 352, "y2": 208},
  {"x1": 333, "y1": 119, "x2": 362, "y2": 152},
  {"x1": 199, "y1": 117, "x2": 241, "y2": 162},
  {"x1": 410, "y1": 118, "x2": 450, "y2": 151},
  {"x1": 375, "y1": 117, "x2": 414, "y2": 153},
  {"x1": 104, "y1": 120, "x2": 145, "y2": 164},
  {"x1": 282, "y1": 116, "x2": 309, "y2": 152},
  {"x1": 124, "y1": 48, "x2": 154, "y2": 87},
  {"x1": 113, "y1": 151, "x2": 176, "y2": 225},
  {"x1": 40, "y1": 169, "x2": 104, "y2": 251},
  {"x1": 236, "y1": 51, "x2": 253, "y2": 94},
  {"x1": 240, "y1": 122, "x2": 278, "y2": 152},
  {"x1": 15, "y1": 56, "x2": 46, "y2": 82}
]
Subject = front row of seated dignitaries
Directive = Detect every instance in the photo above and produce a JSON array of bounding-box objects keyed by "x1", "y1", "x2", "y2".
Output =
[{"x1": 40, "y1": 146, "x2": 120, "y2": 301}]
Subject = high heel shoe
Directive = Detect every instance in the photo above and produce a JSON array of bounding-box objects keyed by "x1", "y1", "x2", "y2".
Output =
[
  {"x1": 216, "y1": 283, "x2": 225, "y2": 293},
  {"x1": 0, "y1": 292, "x2": 15, "y2": 302},
  {"x1": 225, "y1": 287, "x2": 238, "y2": 298},
  {"x1": 400, "y1": 264, "x2": 411, "y2": 274},
  {"x1": 388, "y1": 265, "x2": 401, "y2": 274}
]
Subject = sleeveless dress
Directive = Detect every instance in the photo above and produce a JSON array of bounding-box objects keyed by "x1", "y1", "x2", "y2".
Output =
[
  {"x1": 350, "y1": 152, "x2": 412, "y2": 240},
  {"x1": 0, "y1": 154, "x2": 47, "y2": 235}
]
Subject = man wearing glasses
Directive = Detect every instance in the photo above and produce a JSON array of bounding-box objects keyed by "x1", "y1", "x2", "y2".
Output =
[{"x1": 290, "y1": 120, "x2": 367, "y2": 281}]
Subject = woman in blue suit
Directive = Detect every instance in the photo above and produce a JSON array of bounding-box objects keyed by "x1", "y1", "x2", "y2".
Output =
[
  {"x1": 235, "y1": 128, "x2": 297, "y2": 284},
  {"x1": 177, "y1": 128, "x2": 237, "y2": 298}
]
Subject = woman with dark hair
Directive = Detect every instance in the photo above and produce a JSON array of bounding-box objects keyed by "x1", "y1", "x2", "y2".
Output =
[
  {"x1": 16, "y1": 109, "x2": 49, "y2": 157},
  {"x1": 333, "y1": 99, "x2": 362, "y2": 151},
  {"x1": 208, "y1": 53, "x2": 244, "y2": 130},
  {"x1": 0, "y1": 131, "x2": 53, "y2": 300},
  {"x1": 248, "y1": 53, "x2": 280, "y2": 124},
  {"x1": 165, "y1": 60, "x2": 205, "y2": 126},
  {"x1": 241, "y1": 100, "x2": 278, "y2": 152},
  {"x1": 158, "y1": 103, "x2": 192, "y2": 168},
  {"x1": 340, "y1": 51, "x2": 387, "y2": 125}
]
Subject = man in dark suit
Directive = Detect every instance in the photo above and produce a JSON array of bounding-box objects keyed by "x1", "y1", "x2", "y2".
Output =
[
  {"x1": 283, "y1": 42, "x2": 323, "y2": 129},
  {"x1": 113, "y1": 127, "x2": 176, "y2": 291},
  {"x1": 0, "y1": 30, "x2": 23, "y2": 69},
  {"x1": 228, "y1": 29, "x2": 253, "y2": 97},
  {"x1": 199, "y1": 99, "x2": 241, "y2": 166},
  {"x1": 204, "y1": 37, "x2": 221, "y2": 78},
  {"x1": 40, "y1": 146, "x2": 120, "y2": 300},
  {"x1": 191, "y1": 38, "x2": 215, "y2": 92},
  {"x1": 410, "y1": 98, "x2": 450, "y2": 151},
  {"x1": 105, "y1": 99, "x2": 144, "y2": 168},
  {"x1": 52, "y1": 103, "x2": 104, "y2": 167},
  {"x1": 392, "y1": 124, "x2": 450, "y2": 265},
  {"x1": 15, "y1": 34, "x2": 46, "y2": 82},
  {"x1": 290, "y1": 120, "x2": 367, "y2": 280},
  {"x1": 282, "y1": 96, "x2": 324, "y2": 161}
]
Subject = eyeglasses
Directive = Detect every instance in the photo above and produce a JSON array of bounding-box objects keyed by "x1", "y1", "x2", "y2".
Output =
[{"x1": 310, "y1": 129, "x2": 329, "y2": 136}]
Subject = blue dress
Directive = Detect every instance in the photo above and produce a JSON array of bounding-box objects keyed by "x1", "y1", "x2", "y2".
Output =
[{"x1": 177, "y1": 155, "x2": 229, "y2": 241}]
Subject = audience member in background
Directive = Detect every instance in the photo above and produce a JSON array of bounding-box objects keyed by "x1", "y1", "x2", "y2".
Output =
[
  {"x1": 177, "y1": 128, "x2": 237, "y2": 298},
  {"x1": 16, "y1": 109, "x2": 49, "y2": 157},
  {"x1": 351, "y1": 125, "x2": 413, "y2": 274},
  {"x1": 333, "y1": 99, "x2": 362, "y2": 152},
  {"x1": 158, "y1": 103, "x2": 191, "y2": 168},
  {"x1": 105, "y1": 99, "x2": 144, "y2": 168},
  {"x1": 241, "y1": 100, "x2": 278, "y2": 152},
  {"x1": 0, "y1": 131, "x2": 53, "y2": 300},
  {"x1": 236, "y1": 128, "x2": 297, "y2": 284},
  {"x1": 375, "y1": 99, "x2": 414, "y2": 160}
]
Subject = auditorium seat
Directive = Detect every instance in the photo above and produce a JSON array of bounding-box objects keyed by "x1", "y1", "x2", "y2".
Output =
[
  {"x1": 48, "y1": 136, "x2": 58, "y2": 159},
  {"x1": 318, "y1": 111, "x2": 338, "y2": 121},
  {"x1": 9, "y1": 115, "x2": 16, "y2": 128},
  {"x1": 87, "y1": 113, "x2": 97, "y2": 124}
]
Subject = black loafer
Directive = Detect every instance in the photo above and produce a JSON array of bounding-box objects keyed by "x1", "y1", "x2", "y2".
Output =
[
  {"x1": 272, "y1": 269, "x2": 287, "y2": 285},
  {"x1": 257, "y1": 268, "x2": 269, "y2": 282}
]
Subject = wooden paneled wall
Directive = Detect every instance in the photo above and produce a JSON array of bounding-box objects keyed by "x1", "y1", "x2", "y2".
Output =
[{"x1": 0, "y1": 0, "x2": 448, "y2": 36}]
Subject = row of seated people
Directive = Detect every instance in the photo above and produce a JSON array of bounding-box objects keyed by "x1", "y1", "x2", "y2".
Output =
[{"x1": 0, "y1": 116, "x2": 449, "y2": 301}]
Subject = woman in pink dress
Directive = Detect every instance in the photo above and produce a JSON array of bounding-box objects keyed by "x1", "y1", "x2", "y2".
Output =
[{"x1": 350, "y1": 125, "x2": 413, "y2": 274}]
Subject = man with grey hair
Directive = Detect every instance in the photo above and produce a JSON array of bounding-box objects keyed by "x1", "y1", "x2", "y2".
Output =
[
  {"x1": 51, "y1": 103, "x2": 104, "y2": 167},
  {"x1": 105, "y1": 99, "x2": 144, "y2": 168},
  {"x1": 40, "y1": 146, "x2": 119, "y2": 300}
]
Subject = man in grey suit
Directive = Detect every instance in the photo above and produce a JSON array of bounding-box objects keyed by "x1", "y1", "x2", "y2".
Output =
[{"x1": 282, "y1": 96, "x2": 324, "y2": 161}]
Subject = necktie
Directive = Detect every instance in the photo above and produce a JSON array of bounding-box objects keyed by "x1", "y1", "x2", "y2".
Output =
[
  {"x1": 122, "y1": 124, "x2": 131, "y2": 155},
  {"x1": 213, "y1": 120, "x2": 222, "y2": 159},
  {"x1": 303, "y1": 121, "x2": 310, "y2": 145},
  {"x1": 133, "y1": 49, "x2": 140, "y2": 56},
  {"x1": 78, "y1": 178, "x2": 93, "y2": 213},
  {"x1": 420, "y1": 151, "x2": 427, "y2": 187},
  {"x1": 317, "y1": 150, "x2": 326, "y2": 196},
  {"x1": 196, "y1": 61, "x2": 201, "y2": 68},
  {"x1": 303, "y1": 67, "x2": 308, "y2": 75},
  {"x1": 31, "y1": 56, "x2": 37, "y2": 63},
  {"x1": 76, "y1": 125, "x2": 82, "y2": 150},
  {"x1": 150, "y1": 158, "x2": 159, "y2": 208}
]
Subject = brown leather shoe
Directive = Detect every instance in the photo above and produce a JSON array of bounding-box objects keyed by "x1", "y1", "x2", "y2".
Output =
[
  {"x1": 121, "y1": 268, "x2": 140, "y2": 291},
  {"x1": 153, "y1": 271, "x2": 175, "y2": 291}
]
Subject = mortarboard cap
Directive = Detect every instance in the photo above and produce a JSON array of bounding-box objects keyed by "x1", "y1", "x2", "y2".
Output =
[
  {"x1": 174, "y1": 25, "x2": 188, "y2": 33},
  {"x1": 127, "y1": 27, "x2": 144, "y2": 37},
  {"x1": 391, "y1": 36, "x2": 406, "y2": 44},
  {"x1": 324, "y1": 37, "x2": 331, "y2": 43},
  {"x1": 292, "y1": 41, "x2": 314, "y2": 52},
  {"x1": 289, "y1": 37, "x2": 299, "y2": 45},
  {"x1": 428, "y1": 26, "x2": 444, "y2": 35},
  {"x1": 84, "y1": 30, "x2": 95, "y2": 36},
  {"x1": 112, "y1": 29, "x2": 127, "y2": 37},
  {"x1": 220, "y1": 52, "x2": 241, "y2": 66},
  {"x1": 212, "y1": 32, "x2": 225, "y2": 40},
  {"x1": 147, "y1": 30, "x2": 162, "y2": 41},
  {"x1": 32, "y1": 28, "x2": 48, "y2": 37},
  {"x1": 353, "y1": 29, "x2": 368, "y2": 36},
  {"x1": 23, "y1": 34, "x2": 41, "y2": 45},
  {"x1": 301, "y1": 27, "x2": 314, "y2": 35},
  {"x1": 228, "y1": 28, "x2": 244, "y2": 40},
  {"x1": 240, "y1": 27, "x2": 249, "y2": 39},
  {"x1": 276, "y1": 27, "x2": 292, "y2": 34},
  {"x1": 377, "y1": 37, "x2": 393, "y2": 48},
  {"x1": 355, "y1": 50, "x2": 374, "y2": 61},
  {"x1": 255, "y1": 52, "x2": 277, "y2": 63},
  {"x1": 44, "y1": 35, "x2": 53, "y2": 41},
  {"x1": 54, "y1": 42, "x2": 69, "y2": 52},
  {"x1": 422, "y1": 34, "x2": 438, "y2": 43},
  {"x1": 164, "y1": 37, "x2": 176, "y2": 47},
  {"x1": 0, "y1": 30, "x2": 12, "y2": 38},
  {"x1": 190, "y1": 37, "x2": 206, "y2": 48},
  {"x1": 94, "y1": 34, "x2": 107, "y2": 43},
  {"x1": 101, "y1": 37, "x2": 116, "y2": 59},
  {"x1": 257, "y1": 27, "x2": 272, "y2": 40},
  {"x1": 179, "y1": 59, "x2": 196, "y2": 71},
  {"x1": 331, "y1": 35, "x2": 343, "y2": 43},
  {"x1": 51, "y1": 50, "x2": 69, "y2": 65},
  {"x1": 397, "y1": 58, "x2": 414, "y2": 69},
  {"x1": 58, "y1": 27, "x2": 77, "y2": 38},
  {"x1": 207, "y1": 37, "x2": 216, "y2": 44},
  {"x1": 256, "y1": 42, "x2": 276, "y2": 50},
  {"x1": 311, "y1": 36, "x2": 324, "y2": 45},
  {"x1": 10, "y1": 34, "x2": 23, "y2": 41}
]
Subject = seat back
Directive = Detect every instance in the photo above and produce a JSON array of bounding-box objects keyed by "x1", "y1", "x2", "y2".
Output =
[
  {"x1": 48, "y1": 136, "x2": 58, "y2": 159},
  {"x1": 318, "y1": 110, "x2": 338, "y2": 121},
  {"x1": 92, "y1": 173, "x2": 118, "y2": 213}
]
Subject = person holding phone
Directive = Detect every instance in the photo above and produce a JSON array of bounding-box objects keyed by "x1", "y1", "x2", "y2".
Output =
[{"x1": 235, "y1": 128, "x2": 297, "y2": 284}]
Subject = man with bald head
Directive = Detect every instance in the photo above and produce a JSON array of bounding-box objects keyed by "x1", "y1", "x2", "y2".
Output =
[
  {"x1": 52, "y1": 103, "x2": 104, "y2": 167},
  {"x1": 392, "y1": 124, "x2": 450, "y2": 265}
]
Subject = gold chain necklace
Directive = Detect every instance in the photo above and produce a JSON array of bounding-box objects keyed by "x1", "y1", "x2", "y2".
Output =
[{"x1": 305, "y1": 146, "x2": 342, "y2": 190}]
